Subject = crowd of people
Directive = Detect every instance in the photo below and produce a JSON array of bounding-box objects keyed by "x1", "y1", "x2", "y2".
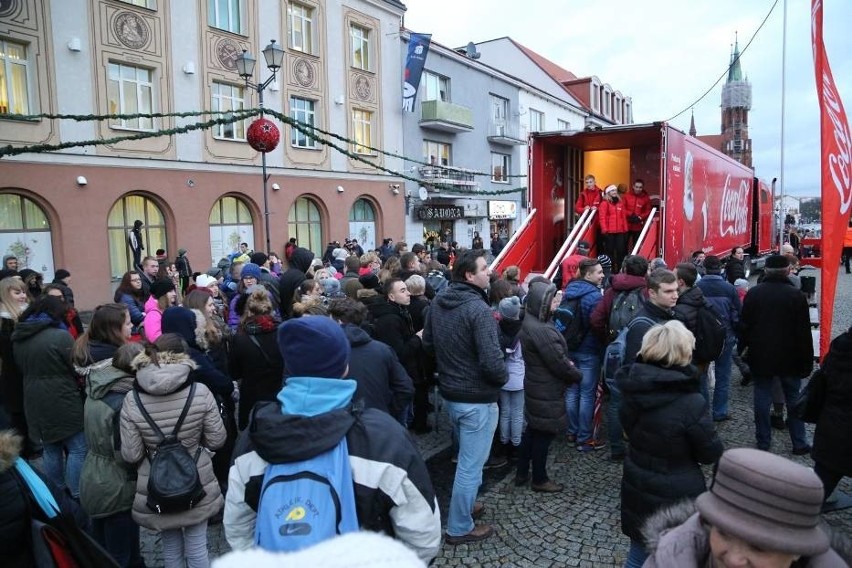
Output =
[{"x1": 0, "y1": 231, "x2": 850, "y2": 567}]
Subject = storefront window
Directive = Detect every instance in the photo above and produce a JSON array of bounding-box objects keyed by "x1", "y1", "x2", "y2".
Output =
[
  {"x1": 209, "y1": 196, "x2": 254, "y2": 264},
  {"x1": 0, "y1": 193, "x2": 53, "y2": 276},
  {"x1": 107, "y1": 194, "x2": 167, "y2": 279},
  {"x1": 288, "y1": 197, "x2": 323, "y2": 257}
]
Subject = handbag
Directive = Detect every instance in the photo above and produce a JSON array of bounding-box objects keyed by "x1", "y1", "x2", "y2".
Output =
[
  {"x1": 13, "y1": 458, "x2": 120, "y2": 568},
  {"x1": 793, "y1": 368, "x2": 828, "y2": 424}
]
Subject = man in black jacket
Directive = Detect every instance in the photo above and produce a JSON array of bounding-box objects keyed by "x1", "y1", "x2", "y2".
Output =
[
  {"x1": 277, "y1": 247, "x2": 314, "y2": 319},
  {"x1": 422, "y1": 249, "x2": 507, "y2": 544},
  {"x1": 740, "y1": 254, "x2": 813, "y2": 454},
  {"x1": 328, "y1": 298, "x2": 414, "y2": 424},
  {"x1": 624, "y1": 269, "x2": 680, "y2": 365}
]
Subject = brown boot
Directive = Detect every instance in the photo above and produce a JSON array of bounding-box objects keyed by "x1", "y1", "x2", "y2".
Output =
[
  {"x1": 445, "y1": 524, "x2": 496, "y2": 545},
  {"x1": 531, "y1": 480, "x2": 564, "y2": 493}
]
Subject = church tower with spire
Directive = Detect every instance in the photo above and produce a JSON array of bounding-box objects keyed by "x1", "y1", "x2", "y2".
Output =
[{"x1": 720, "y1": 37, "x2": 753, "y2": 167}]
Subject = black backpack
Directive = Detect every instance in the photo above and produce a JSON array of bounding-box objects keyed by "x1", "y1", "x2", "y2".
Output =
[
  {"x1": 132, "y1": 382, "x2": 206, "y2": 514},
  {"x1": 552, "y1": 296, "x2": 587, "y2": 352},
  {"x1": 607, "y1": 288, "x2": 647, "y2": 341},
  {"x1": 692, "y1": 302, "x2": 727, "y2": 365}
]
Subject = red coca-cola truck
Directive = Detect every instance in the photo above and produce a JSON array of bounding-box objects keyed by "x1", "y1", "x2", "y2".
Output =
[{"x1": 491, "y1": 122, "x2": 776, "y2": 279}]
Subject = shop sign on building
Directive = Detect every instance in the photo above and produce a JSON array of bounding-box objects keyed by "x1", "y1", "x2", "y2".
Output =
[
  {"x1": 488, "y1": 200, "x2": 518, "y2": 220},
  {"x1": 416, "y1": 205, "x2": 464, "y2": 220}
]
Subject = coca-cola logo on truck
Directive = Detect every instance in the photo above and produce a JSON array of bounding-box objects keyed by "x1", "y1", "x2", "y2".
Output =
[{"x1": 719, "y1": 175, "x2": 749, "y2": 237}]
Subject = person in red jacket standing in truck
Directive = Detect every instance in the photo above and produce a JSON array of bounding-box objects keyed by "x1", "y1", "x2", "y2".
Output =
[
  {"x1": 622, "y1": 179, "x2": 651, "y2": 251},
  {"x1": 575, "y1": 174, "x2": 603, "y2": 215},
  {"x1": 598, "y1": 185, "x2": 629, "y2": 272}
]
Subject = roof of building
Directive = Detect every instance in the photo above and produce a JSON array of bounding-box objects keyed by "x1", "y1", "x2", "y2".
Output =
[{"x1": 727, "y1": 38, "x2": 743, "y2": 83}]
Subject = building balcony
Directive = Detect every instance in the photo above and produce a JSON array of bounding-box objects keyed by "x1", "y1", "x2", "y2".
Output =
[
  {"x1": 419, "y1": 164, "x2": 480, "y2": 192},
  {"x1": 419, "y1": 100, "x2": 474, "y2": 133},
  {"x1": 487, "y1": 122, "x2": 527, "y2": 145}
]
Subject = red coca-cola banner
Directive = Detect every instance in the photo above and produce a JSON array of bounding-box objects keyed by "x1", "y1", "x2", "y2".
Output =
[{"x1": 812, "y1": 0, "x2": 852, "y2": 357}]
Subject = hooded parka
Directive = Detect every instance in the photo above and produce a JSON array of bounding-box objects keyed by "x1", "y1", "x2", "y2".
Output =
[{"x1": 120, "y1": 351, "x2": 226, "y2": 531}]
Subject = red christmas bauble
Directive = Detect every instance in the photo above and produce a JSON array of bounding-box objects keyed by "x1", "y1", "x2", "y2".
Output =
[{"x1": 246, "y1": 117, "x2": 280, "y2": 153}]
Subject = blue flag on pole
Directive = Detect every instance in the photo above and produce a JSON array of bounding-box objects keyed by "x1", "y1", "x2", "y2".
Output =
[{"x1": 403, "y1": 33, "x2": 432, "y2": 112}]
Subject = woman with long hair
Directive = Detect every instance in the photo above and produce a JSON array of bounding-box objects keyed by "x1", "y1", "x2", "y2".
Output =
[
  {"x1": 114, "y1": 271, "x2": 146, "y2": 334},
  {"x1": 73, "y1": 305, "x2": 142, "y2": 566},
  {"x1": 229, "y1": 288, "x2": 283, "y2": 429},
  {"x1": 183, "y1": 289, "x2": 229, "y2": 375},
  {"x1": 12, "y1": 295, "x2": 86, "y2": 499},
  {"x1": 617, "y1": 320, "x2": 723, "y2": 567},
  {"x1": 0, "y1": 276, "x2": 30, "y2": 451},
  {"x1": 143, "y1": 279, "x2": 177, "y2": 343},
  {"x1": 226, "y1": 262, "x2": 265, "y2": 330}
]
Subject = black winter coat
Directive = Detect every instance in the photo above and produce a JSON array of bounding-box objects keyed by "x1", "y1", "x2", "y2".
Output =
[
  {"x1": 740, "y1": 274, "x2": 813, "y2": 379},
  {"x1": 624, "y1": 302, "x2": 680, "y2": 365},
  {"x1": 229, "y1": 320, "x2": 284, "y2": 430},
  {"x1": 368, "y1": 298, "x2": 425, "y2": 384},
  {"x1": 0, "y1": 316, "x2": 23, "y2": 414},
  {"x1": 618, "y1": 361, "x2": 723, "y2": 541},
  {"x1": 724, "y1": 257, "x2": 746, "y2": 284},
  {"x1": 343, "y1": 324, "x2": 414, "y2": 419},
  {"x1": 812, "y1": 328, "x2": 852, "y2": 475},
  {"x1": 278, "y1": 247, "x2": 314, "y2": 319},
  {"x1": 519, "y1": 282, "x2": 582, "y2": 433}
]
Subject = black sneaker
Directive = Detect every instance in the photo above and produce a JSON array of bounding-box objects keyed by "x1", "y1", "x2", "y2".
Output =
[
  {"x1": 483, "y1": 454, "x2": 508, "y2": 469},
  {"x1": 792, "y1": 444, "x2": 812, "y2": 456},
  {"x1": 770, "y1": 413, "x2": 787, "y2": 430}
]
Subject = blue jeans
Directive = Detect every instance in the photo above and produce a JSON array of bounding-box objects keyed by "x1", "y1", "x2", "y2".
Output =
[
  {"x1": 498, "y1": 390, "x2": 524, "y2": 446},
  {"x1": 566, "y1": 351, "x2": 601, "y2": 443},
  {"x1": 712, "y1": 336, "x2": 736, "y2": 419},
  {"x1": 605, "y1": 373, "x2": 624, "y2": 455},
  {"x1": 624, "y1": 539, "x2": 649, "y2": 568},
  {"x1": 445, "y1": 401, "x2": 498, "y2": 536},
  {"x1": 91, "y1": 511, "x2": 142, "y2": 567},
  {"x1": 42, "y1": 430, "x2": 87, "y2": 499},
  {"x1": 753, "y1": 376, "x2": 809, "y2": 451}
]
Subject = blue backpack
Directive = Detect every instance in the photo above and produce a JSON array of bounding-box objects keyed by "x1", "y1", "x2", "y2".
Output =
[
  {"x1": 603, "y1": 316, "x2": 655, "y2": 384},
  {"x1": 254, "y1": 437, "x2": 360, "y2": 552}
]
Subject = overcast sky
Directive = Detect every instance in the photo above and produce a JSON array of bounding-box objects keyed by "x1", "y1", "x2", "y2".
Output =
[{"x1": 402, "y1": 0, "x2": 852, "y2": 198}]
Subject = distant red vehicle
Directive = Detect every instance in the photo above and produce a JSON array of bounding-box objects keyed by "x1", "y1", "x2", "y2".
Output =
[{"x1": 492, "y1": 122, "x2": 776, "y2": 279}]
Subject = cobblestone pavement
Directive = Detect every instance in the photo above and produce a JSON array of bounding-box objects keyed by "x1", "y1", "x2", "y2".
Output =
[{"x1": 140, "y1": 267, "x2": 852, "y2": 566}]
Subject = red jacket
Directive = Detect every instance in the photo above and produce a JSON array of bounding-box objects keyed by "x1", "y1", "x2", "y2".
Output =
[
  {"x1": 622, "y1": 190, "x2": 652, "y2": 232},
  {"x1": 575, "y1": 187, "x2": 603, "y2": 214},
  {"x1": 598, "y1": 199, "x2": 628, "y2": 234}
]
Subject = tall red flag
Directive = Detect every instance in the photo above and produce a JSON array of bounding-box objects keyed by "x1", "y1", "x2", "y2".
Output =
[{"x1": 812, "y1": 0, "x2": 852, "y2": 358}]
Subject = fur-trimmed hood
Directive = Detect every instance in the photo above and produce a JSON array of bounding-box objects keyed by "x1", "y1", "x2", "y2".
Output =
[
  {"x1": 0, "y1": 430, "x2": 22, "y2": 473},
  {"x1": 161, "y1": 306, "x2": 209, "y2": 350},
  {"x1": 131, "y1": 350, "x2": 197, "y2": 396},
  {"x1": 641, "y1": 500, "x2": 852, "y2": 567}
]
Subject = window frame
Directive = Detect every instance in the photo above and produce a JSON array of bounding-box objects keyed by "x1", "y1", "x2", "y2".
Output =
[
  {"x1": 107, "y1": 62, "x2": 156, "y2": 131},
  {"x1": 288, "y1": 196, "x2": 323, "y2": 256},
  {"x1": 491, "y1": 152, "x2": 511, "y2": 184},
  {"x1": 351, "y1": 108, "x2": 373, "y2": 155},
  {"x1": 529, "y1": 108, "x2": 544, "y2": 133},
  {"x1": 422, "y1": 71, "x2": 449, "y2": 102},
  {"x1": 119, "y1": 0, "x2": 157, "y2": 8},
  {"x1": 0, "y1": 38, "x2": 32, "y2": 116},
  {"x1": 349, "y1": 23, "x2": 371, "y2": 71},
  {"x1": 289, "y1": 95, "x2": 318, "y2": 149},
  {"x1": 557, "y1": 119, "x2": 571, "y2": 130},
  {"x1": 211, "y1": 81, "x2": 247, "y2": 141},
  {"x1": 208, "y1": 0, "x2": 244, "y2": 35},
  {"x1": 423, "y1": 140, "x2": 451, "y2": 166},
  {"x1": 287, "y1": 2, "x2": 315, "y2": 53}
]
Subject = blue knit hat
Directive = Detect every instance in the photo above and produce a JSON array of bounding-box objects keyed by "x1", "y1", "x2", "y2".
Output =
[
  {"x1": 240, "y1": 262, "x2": 262, "y2": 281},
  {"x1": 277, "y1": 316, "x2": 351, "y2": 378}
]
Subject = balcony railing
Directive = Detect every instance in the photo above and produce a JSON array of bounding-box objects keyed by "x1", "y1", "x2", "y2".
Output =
[
  {"x1": 419, "y1": 164, "x2": 480, "y2": 191},
  {"x1": 419, "y1": 100, "x2": 474, "y2": 133},
  {"x1": 487, "y1": 121, "x2": 526, "y2": 145}
]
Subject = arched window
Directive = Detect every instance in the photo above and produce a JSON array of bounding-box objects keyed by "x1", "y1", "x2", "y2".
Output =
[
  {"x1": 107, "y1": 194, "x2": 167, "y2": 279},
  {"x1": 348, "y1": 198, "x2": 376, "y2": 252},
  {"x1": 0, "y1": 193, "x2": 54, "y2": 276},
  {"x1": 288, "y1": 197, "x2": 322, "y2": 256},
  {"x1": 209, "y1": 196, "x2": 254, "y2": 264}
]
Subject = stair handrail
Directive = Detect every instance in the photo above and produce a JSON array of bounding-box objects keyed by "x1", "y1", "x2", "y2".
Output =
[
  {"x1": 630, "y1": 207, "x2": 659, "y2": 256},
  {"x1": 544, "y1": 207, "x2": 597, "y2": 279},
  {"x1": 489, "y1": 208, "x2": 538, "y2": 272}
]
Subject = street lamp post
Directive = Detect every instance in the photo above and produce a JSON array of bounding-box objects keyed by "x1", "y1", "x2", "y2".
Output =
[{"x1": 235, "y1": 40, "x2": 285, "y2": 254}]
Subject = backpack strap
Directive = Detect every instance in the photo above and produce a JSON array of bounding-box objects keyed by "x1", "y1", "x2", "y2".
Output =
[
  {"x1": 132, "y1": 388, "x2": 166, "y2": 444},
  {"x1": 170, "y1": 382, "x2": 197, "y2": 439},
  {"x1": 248, "y1": 335, "x2": 273, "y2": 366}
]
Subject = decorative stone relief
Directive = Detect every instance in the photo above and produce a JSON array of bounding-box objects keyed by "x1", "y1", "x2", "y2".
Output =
[
  {"x1": 216, "y1": 37, "x2": 242, "y2": 72},
  {"x1": 113, "y1": 11, "x2": 150, "y2": 50},
  {"x1": 354, "y1": 74, "x2": 372, "y2": 102},
  {"x1": 293, "y1": 58, "x2": 315, "y2": 88}
]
